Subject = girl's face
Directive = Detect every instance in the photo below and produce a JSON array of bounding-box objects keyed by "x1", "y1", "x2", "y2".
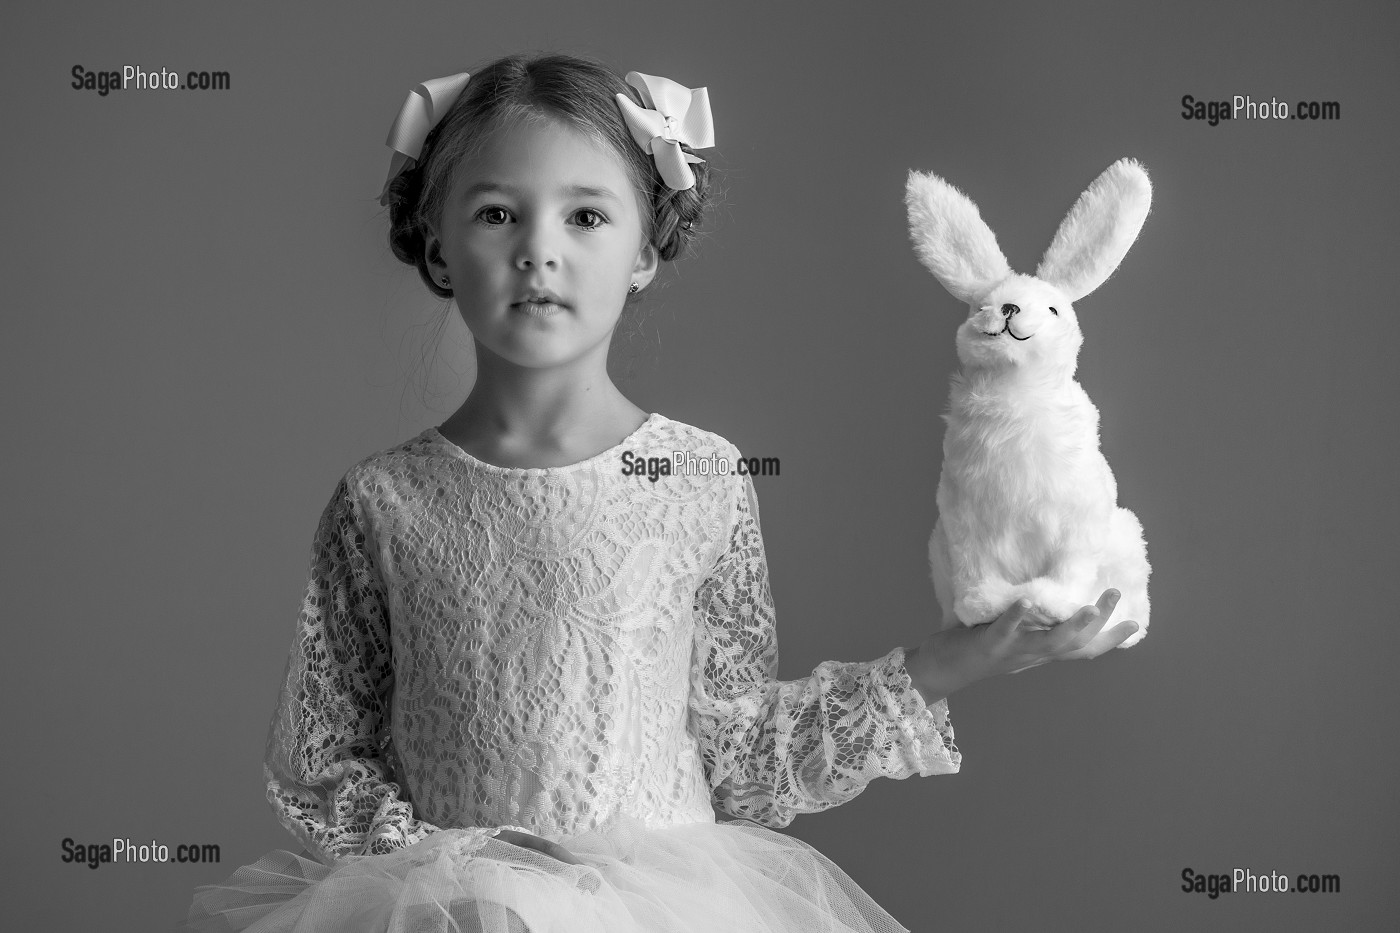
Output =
[{"x1": 427, "y1": 118, "x2": 658, "y2": 372}]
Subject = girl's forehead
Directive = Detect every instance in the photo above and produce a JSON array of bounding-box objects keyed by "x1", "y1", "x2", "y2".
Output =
[
  {"x1": 466, "y1": 118, "x2": 622, "y2": 177},
  {"x1": 449, "y1": 118, "x2": 643, "y2": 208}
]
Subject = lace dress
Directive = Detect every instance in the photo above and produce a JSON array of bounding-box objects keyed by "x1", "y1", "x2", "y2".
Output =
[{"x1": 187, "y1": 413, "x2": 961, "y2": 933}]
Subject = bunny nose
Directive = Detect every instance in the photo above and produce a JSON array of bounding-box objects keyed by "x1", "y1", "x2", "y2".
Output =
[{"x1": 1001, "y1": 303, "x2": 1020, "y2": 318}]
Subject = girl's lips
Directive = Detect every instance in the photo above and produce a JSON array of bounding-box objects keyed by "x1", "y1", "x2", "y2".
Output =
[{"x1": 514, "y1": 301, "x2": 566, "y2": 317}]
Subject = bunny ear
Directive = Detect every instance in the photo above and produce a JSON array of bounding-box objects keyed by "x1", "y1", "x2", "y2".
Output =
[
  {"x1": 906, "y1": 169, "x2": 1011, "y2": 305},
  {"x1": 1036, "y1": 158, "x2": 1152, "y2": 302}
]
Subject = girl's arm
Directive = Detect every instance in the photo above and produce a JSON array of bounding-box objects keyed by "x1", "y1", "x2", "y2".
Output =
[
  {"x1": 263, "y1": 476, "x2": 442, "y2": 862},
  {"x1": 688, "y1": 473, "x2": 961, "y2": 830}
]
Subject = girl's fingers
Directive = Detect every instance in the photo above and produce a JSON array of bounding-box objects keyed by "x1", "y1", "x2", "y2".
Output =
[
  {"x1": 1058, "y1": 618, "x2": 1139, "y2": 660},
  {"x1": 498, "y1": 830, "x2": 585, "y2": 866},
  {"x1": 542, "y1": 840, "x2": 584, "y2": 865},
  {"x1": 1104, "y1": 619, "x2": 1139, "y2": 649},
  {"x1": 987, "y1": 599, "x2": 1031, "y2": 644},
  {"x1": 1063, "y1": 589, "x2": 1120, "y2": 645},
  {"x1": 1082, "y1": 620, "x2": 1140, "y2": 656},
  {"x1": 995, "y1": 590, "x2": 1133, "y2": 667}
]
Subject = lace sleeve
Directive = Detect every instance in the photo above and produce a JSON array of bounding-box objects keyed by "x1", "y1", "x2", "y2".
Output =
[
  {"x1": 263, "y1": 475, "x2": 445, "y2": 863},
  {"x1": 688, "y1": 474, "x2": 962, "y2": 829}
]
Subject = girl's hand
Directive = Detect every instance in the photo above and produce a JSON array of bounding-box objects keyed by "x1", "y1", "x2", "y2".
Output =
[
  {"x1": 906, "y1": 588, "x2": 1139, "y2": 702},
  {"x1": 993, "y1": 589, "x2": 1139, "y2": 673},
  {"x1": 494, "y1": 829, "x2": 584, "y2": 866}
]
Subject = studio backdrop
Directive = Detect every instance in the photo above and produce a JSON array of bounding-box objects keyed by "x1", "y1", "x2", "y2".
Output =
[{"x1": 2, "y1": 1, "x2": 1395, "y2": 930}]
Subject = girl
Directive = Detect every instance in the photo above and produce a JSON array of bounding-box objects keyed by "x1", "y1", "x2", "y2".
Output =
[{"x1": 186, "y1": 52, "x2": 1137, "y2": 933}]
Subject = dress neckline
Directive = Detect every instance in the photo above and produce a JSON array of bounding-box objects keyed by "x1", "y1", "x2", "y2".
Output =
[{"x1": 427, "y1": 412, "x2": 663, "y2": 475}]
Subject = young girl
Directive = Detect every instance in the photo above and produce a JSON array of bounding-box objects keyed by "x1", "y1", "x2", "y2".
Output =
[{"x1": 186, "y1": 52, "x2": 1137, "y2": 933}]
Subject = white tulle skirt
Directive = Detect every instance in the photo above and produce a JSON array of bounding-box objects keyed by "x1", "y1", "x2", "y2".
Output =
[{"x1": 186, "y1": 815, "x2": 911, "y2": 933}]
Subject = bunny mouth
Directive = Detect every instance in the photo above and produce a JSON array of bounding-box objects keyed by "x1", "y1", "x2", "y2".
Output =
[{"x1": 982, "y1": 328, "x2": 1032, "y2": 341}]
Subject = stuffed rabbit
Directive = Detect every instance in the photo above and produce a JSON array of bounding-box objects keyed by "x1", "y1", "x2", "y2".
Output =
[{"x1": 906, "y1": 158, "x2": 1152, "y2": 648}]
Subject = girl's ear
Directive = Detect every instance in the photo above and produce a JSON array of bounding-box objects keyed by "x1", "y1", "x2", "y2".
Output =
[
  {"x1": 424, "y1": 233, "x2": 447, "y2": 280},
  {"x1": 1036, "y1": 158, "x2": 1152, "y2": 303},
  {"x1": 631, "y1": 241, "x2": 660, "y2": 290}
]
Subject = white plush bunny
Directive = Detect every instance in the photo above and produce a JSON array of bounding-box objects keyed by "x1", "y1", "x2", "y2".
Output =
[{"x1": 906, "y1": 158, "x2": 1152, "y2": 648}]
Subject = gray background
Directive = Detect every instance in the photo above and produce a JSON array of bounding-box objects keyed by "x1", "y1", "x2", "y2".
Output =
[{"x1": 3, "y1": 1, "x2": 1396, "y2": 930}]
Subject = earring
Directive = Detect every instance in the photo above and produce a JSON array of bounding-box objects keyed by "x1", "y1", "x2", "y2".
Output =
[
  {"x1": 440, "y1": 276, "x2": 450, "y2": 287},
  {"x1": 629, "y1": 283, "x2": 639, "y2": 294}
]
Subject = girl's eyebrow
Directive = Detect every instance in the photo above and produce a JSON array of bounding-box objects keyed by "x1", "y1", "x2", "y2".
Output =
[{"x1": 461, "y1": 181, "x2": 622, "y2": 202}]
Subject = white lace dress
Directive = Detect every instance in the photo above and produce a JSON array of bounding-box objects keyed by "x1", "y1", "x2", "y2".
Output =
[{"x1": 187, "y1": 413, "x2": 961, "y2": 933}]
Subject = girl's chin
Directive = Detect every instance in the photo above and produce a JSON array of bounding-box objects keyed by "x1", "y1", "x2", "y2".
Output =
[{"x1": 484, "y1": 336, "x2": 613, "y2": 371}]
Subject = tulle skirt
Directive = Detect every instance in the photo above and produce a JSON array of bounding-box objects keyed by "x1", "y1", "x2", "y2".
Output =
[{"x1": 186, "y1": 815, "x2": 911, "y2": 933}]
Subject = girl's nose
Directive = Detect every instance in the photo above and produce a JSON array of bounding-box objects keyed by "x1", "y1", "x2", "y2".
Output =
[{"x1": 514, "y1": 222, "x2": 560, "y2": 270}]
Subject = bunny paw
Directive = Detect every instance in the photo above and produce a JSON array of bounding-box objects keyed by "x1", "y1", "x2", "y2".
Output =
[
  {"x1": 955, "y1": 580, "x2": 1018, "y2": 626},
  {"x1": 1011, "y1": 580, "x2": 1085, "y2": 628}
]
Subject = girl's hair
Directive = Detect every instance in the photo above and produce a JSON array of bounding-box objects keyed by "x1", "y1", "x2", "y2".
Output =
[{"x1": 385, "y1": 52, "x2": 717, "y2": 300}]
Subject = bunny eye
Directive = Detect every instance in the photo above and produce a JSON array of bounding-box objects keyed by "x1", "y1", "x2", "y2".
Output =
[{"x1": 1049, "y1": 307, "x2": 1059, "y2": 316}]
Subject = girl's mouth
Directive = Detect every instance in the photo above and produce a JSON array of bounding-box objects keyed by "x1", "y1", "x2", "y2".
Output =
[{"x1": 515, "y1": 301, "x2": 566, "y2": 317}]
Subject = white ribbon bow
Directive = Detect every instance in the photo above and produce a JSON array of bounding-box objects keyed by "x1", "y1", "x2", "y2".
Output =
[
  {"x1": 378, "y1": 72, "x2": 472, "y2": 206},
  {"x1": 614, "y1": 72, "x2": 714, "y2": 191}
]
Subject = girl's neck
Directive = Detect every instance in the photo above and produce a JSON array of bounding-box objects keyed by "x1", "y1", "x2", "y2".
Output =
[{"x1": 439, "y1": 346, "x2": 648, "y2": 469}]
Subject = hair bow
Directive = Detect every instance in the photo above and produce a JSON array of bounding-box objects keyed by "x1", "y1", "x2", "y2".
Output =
[
  {"x1": 614, "y1": 72, "x2": 714, "y2": 191},
  {"x1": 378, "y1": 72, "x2": 472, "y2": 206}
]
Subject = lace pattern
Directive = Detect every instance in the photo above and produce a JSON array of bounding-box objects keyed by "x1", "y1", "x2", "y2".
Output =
[{"x1": 264, "y1": 415, "x2": 960, "y2": 864}]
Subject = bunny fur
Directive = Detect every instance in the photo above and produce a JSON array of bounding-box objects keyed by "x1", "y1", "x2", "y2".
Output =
[{"x1": 907, "y1": 158, "x2": 1152, "y2": 647}]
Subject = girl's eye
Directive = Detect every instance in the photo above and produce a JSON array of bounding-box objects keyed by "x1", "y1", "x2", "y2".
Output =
[
  {"x1": 573, "y1": 209, "x2": 607, "y2": 230},
  {"x1": 473, "y1": 207, "x2": 606, "y2": 229}
]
